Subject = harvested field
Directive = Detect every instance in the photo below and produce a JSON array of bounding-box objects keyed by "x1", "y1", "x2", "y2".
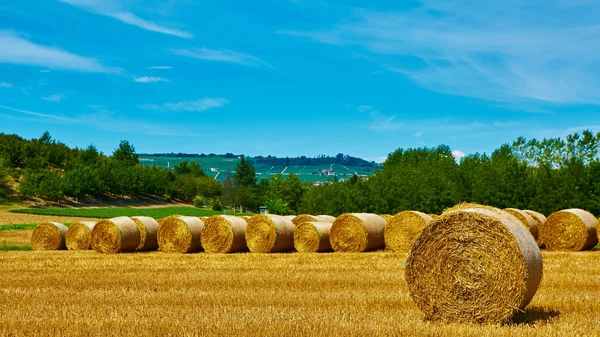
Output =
[{"x1": 0, "y1": 251, "x2": 598, "y2": 336}]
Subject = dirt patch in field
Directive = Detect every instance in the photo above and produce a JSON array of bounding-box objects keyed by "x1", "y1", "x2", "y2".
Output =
[
  {"x1": 0, "y1": 230, "x2": 32, "y2": 246},
  {"x1": 0, "y1": 210, "x2": 100, "y2": 225}
]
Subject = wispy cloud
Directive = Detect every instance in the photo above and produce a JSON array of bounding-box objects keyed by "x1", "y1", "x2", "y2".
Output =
[
  {"x1": 0, "y1": 30, "x2": 115, "y2": 72},
  {"x1": 414, "y1": 131, "x2": 424, "y2": 137},
  {"x1": 0, "y1": 105, "x2": 74, "y2": 122},
  {"x1": 134, "y1": 76, "x2": 168, "y2": 83},
  {"x1": 452, "y1": 150, "x2": 466, "y2": 161},
  {"x1": 147, "y1": 66, "x2": 172, "y2": 70},
  {"x1": 58, "y1": 0, "x2": 193, "y2": 38},
  {"x1": 142, "y1": 98, "x2": 229, "y2": 112},
  {"x1": 281, "y1": 1, "x2": 600, "y2": 105},
  {"x1": 357, "y1": 105, "x2": 404, "y2": 131},
  {"x1": 42, "y1": 94, "x2": 66, "y2": 103},
  {"x1": 39, "y1": 70, "x2": 51, "y2": 73},
  {"x1": 172, "y1": 48, "x2": 273, "y2": 69},
  {"x1": 0, "y1": 82, "x2": 13, "y2": 88}
]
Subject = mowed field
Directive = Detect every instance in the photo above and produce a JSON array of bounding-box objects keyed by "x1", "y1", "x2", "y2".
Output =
[{"x1": 0, "y1": 250, "x2": 598, "y2": 337}]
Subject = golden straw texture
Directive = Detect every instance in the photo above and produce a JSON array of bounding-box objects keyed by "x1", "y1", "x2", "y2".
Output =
[
  {"x1": 379, "y1": 214, "x2": 393, "y2": 224},
  {"x1": 131, "y1": 216, "x2": 159, "y2": 251},
  {"x1": 539, "y1": 209, "x2": 598, "y2": 251},
  {"x1": 246, "y1": 214, "x2": 295, "y2": 253},
  {"x1": 406, "y1": 205, "x2": 543, "y2": 324},
  {"x1": 201, "y1": 215, "x2": 248, "y2": 253},
  {"x1": 294, "y1": 221, "x2": 333, "y2": 252},
  {"x1": 31, "y1": 222, "x2": 68, "y2": 251},
  {"x1": 384, "y1": 211, "x2": 432, "y2": 252},
  {"x1": 157, "y1": 216, "x2": 204, "y2": 253},
  {"x1": 65, "y1": 221, "x2": 97, "y2": 251},
  {"x1": 291, "y1": 214, "x2": 336, "y2": 226},
  {"x1": 504, "y1": 208, "x2": 538, "y2": 240},
  {"x1": 524, "y1": 210, "x2": 547, "y2": 247},
  {"x1": 91, "y1": 217, "x2": 141, "y2": 254},
  {"x1": 330, "y1": 213, "x2": 386, "y2": 252}
]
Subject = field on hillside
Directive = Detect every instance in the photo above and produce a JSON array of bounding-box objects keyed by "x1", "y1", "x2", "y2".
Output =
[
  {"x1": 139, "y1": 155, "x2": 376, "y2": 182},
  {"x1": 9, "y1": 206, "x2": 250, "y2": 219},
  {"x1": 0, "y1": 251, "x2": 598, "y2": 336}
]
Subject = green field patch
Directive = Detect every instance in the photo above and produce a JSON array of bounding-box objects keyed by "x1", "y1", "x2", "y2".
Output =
[
  {"x1": 9, "y1": 206, "x2": 251, "y2": 219},
  {"x1": 0, "y1": 224, "x2": 38, "y2": 231},
  {"x1": 0, "y1": 243, "x2": 33, "y2": 251}
]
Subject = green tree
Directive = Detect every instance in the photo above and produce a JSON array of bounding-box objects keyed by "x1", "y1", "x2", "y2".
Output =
[
  {"x1": 265, "y1": 198, "x2": 290, "y2": 215},
  {"x1": 112, "y1": 140, "x2": 139, "y2": 166},
  {"x1": 234, "y1": 157, "x2": 257, "y2": 187},
  {"x1": 281, "y1": 174, "x2": 306, "y2": 213}
]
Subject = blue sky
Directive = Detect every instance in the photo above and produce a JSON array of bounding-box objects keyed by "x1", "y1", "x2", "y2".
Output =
[{"x1": 1, "y1": 0, "x2": 600, "y2": 162}]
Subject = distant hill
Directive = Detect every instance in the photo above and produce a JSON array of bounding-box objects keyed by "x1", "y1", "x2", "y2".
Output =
[{"x1": 139, "y1": 153, "x2": 381, "y2": 183}]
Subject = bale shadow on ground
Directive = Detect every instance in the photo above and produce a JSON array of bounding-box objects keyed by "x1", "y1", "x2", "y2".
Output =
[{"x1": 510, "y1": 307, "x2": 561, "y2": 325}]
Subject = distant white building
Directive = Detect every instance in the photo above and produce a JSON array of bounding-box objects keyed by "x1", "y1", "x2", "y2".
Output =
[
  {"x1": 210, "y1": 168, "x2": 220, "y2": 172},
  {"x1": 313, "y1": 181, "x2": 324, "y2": 186}
]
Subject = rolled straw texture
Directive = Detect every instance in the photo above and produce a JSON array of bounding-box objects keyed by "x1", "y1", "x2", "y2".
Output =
[
  {"x1": 91, "y1": 217, "x2": 141, "y2": 254},
  {"x1": 31, "y1": 222, "x2": 68, "y2": 251},
  {"x1": 131, "y1": 216, "x2": 159, "y2": 251},
  {"x1": 201, "y1": 215, "x2": 248, "y2": 253},
  {"x1": 294, "y1": 221, "x2": 333, "y2": 253},
  {"x1": 384, "y1": 211, "x2": 432, "y2": 252},
  {"x1": 523, "y1": 210, "x2": 546, "y2": 247},
  {"x1": 379, "y1": 214, "x2": 393, "y2": 224},
  {"x1": 157, "y1": 216, "x2": 204, "y2": 253},
  {"x1": 504, "y1": 208, "x2": 538, "y2": 240},
  {"x1": 539, "y1": 209, "x2": 598, "y2": 251},
  {"x1": 291, "y1": 214, "x2": 335, "y2": 226},
  {"x1": 330, "y1": 213, "x2": 386, "y2": 252},
  {"x1": 406, "y1": 204, "x2": 543, "y2": 324},
  {"x1": 66, "y1": 221, "x2": 97, "y2": 251},
  {"x1": 246, "y1": 214, "x2": 295, "y2": 253}
]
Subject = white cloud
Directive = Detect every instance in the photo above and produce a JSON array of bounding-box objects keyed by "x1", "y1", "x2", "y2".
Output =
[
  {"x1": 147, "y1": 66, "x2": 172, "y2": 70},
  {"x1": 142, "y1": 98, "x2": 229, "y2": 112},
  {"x1": 134, "y1": 76, "x2": 168, "y2": 83},
  {"x1": 42, "y1": 94, "x2": 66, "y2": 103},
  {"x1": 452, "y1": 150, "x2": 466, "y2": 161},
  {"x1": 414, "y1": 131, "x2": 424, "y2": 137},
  {"x1": 0, "y1": 30, "x2": 114, "y2": 72},
  {"x1": 0, "y1": 105, "x2": 74, "y2": 122},
  {"x1": 357, "y1": 105, "x2": 405, "y2": 131},
  {"x1": 282, "y1": 1, "x2": 600, "y2": 105},
  {"x1": 0, "y1": 82, "x2": 13, "y2": 88},
  {"x1": 58, "y1": 0, "x2": 193, "y2": 38},
  {"x1": 172, "y1": 48, "x2": 273, "y2": 68},
  {"x1": 39, "y1": 70, "x2": 51, "y2": 73}
]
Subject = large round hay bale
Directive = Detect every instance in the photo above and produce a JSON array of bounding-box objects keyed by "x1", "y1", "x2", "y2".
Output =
[
  {"x1": 246, "y1": 214, "x2": 295, "y2": 253},
  {"x1": 131, "y1": 216, "x2": 159, "y2": 251},
  {"x1": 330, "y1": 213, "x2": 386, "y2": 252},
  {"x1": 406, "y1": 205, "x2": 543, "y2": 324},
  {"x1": 91, "y1": 217, "x2": 141, "y2": 254},
  {"x1": 291, "y1": 214, "x2": 335, "y2": 226},
  {"x1": 294, "y1": 221, "x2": 333, "y2": 252},
  {"x1": 539, "y1": 209, "x2": 598, "y2": 251},
  {"x1": 379, "y1": 214, "x2": 393, "y2": 224},
  {"x1": 65, "y1": 221, "x2": 97, "y2": 251},
  {"x1": 524, "y1": 210, "x2": 546, "y2": 246},
  {"x1": 201, "y1": 215, "x2": 248, "y2": 253},
  {"x1": 157, "y1": 216, "x2": 204, "y2": 253},
  {"x1": 31, "y1": 222, "x2": 68, "y2": 251},
  {"x1": 384, "y1": 211, "x2": 432, "y2": 252},
  {"x1": 504, "y1": 208, "x2": 538, "y2": 240},
  {"x1": 428, "y1": 214, "x2": 439, "y2": 220}
]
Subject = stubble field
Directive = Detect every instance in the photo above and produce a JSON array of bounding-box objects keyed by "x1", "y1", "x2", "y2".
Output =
[{"x1": 0, "y1": 250, "x2": 598, "y2": 337}]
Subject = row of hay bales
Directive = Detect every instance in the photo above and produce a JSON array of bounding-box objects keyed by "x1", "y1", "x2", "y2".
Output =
[{"x1": 31, "y1": 207, "x2": 599, "y2": 253}]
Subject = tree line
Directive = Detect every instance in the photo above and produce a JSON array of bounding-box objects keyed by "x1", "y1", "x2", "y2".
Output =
[{"x1": 1, "y1": 130, "x2": 600, "y2": 217}]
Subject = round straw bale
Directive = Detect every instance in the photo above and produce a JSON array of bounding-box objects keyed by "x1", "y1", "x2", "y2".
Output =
[
  {"x1": 504, "y1": 208, "x2": 538, "y2": 240},
  {"x1": 294, "y1": 221, "x2": 333, "y2": 253},
  {"x1": 65, "y1": 221, "x2": 97, "y2": 251},
  {"x1": 428, "y1": 214, "x2": 439, "y2": 220},
  {"x1": 131, "y1": 216, "x2": 159, "y2": 251},
  {"x1": 91, "y1": 217, "x2": 141, "y2": 254},
  {"x1": 31, "y1": 222, "x2": 68, "y2": 251},
  {"x1": 379, "y1": 214, "x2": 393, "y2": 224},
  {"x1": 406, "y1": 205, "x2": 543, "y2": 324},
  {"x1": 330, "y1": 213, "x2": 386, "y2": 252},
  {"x1": 524, "y1": 210, "x2": 546, "y2": 247},
  {"x1": 201, "y1": 215, "x2": 248, "y2": 253},
  {"x1": 384, "y1": 211, "x2": 432, "y2": 252},
  {"x1": 246, "y1": 214, "x2": 295, "y2": 253},
  {"x1": 283, "y1": 215, "x2": 296, "y2": 220},
  {"x1": 157, "y1": 216, "x2": 204, "y2": 253},
  {"x1": 539, "y1": 209, "x2": 598, "y2": 251},
  {"x1": 291, "y1": 214, "x2": 336, "y2": 226}
]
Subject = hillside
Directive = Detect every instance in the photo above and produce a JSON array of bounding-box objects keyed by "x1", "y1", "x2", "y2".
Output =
[{"x1": 138, "y1": 153, "x2": 380, "y2": 183}]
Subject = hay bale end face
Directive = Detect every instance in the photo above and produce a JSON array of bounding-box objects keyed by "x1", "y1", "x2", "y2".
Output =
[
  {"x1": 246, "y1": 214, "x2": 295, "y2": 253},
  {"x1": 384, "y1": 211, "x2": 432, "y2": 252},
  {"x1": 504, "y1": 208, "x2": 538, "y2": 240},
  {"x1": 406, "y1": 205, "x2": 543, "y2": 324},
  {"x1": 524, "y1": 210, "x2": 547, "y2": 247},
  {"x1": 291, "y1": 214, "x2": 335, "y2": 226},
  {"x1": 294, "y1": 221, "x2": 333, "y2": 253},
  {"x1": 131, "y1": 216, "x2": 159, "y2": 251},
  {"x1": 329, "y1": 213, "x2": 386, "y2": 252},
  {"x1": 379, "y1": 214, "x2": 393, "y2": 224},
  {"x1": 91, "y1": 217, "x2": 141, "y2": 254},
  {"x1": 31, "y1": 222, "x2": 68, "y2": 251},
  {"x1": 539, "y1": 209, "x2": 598, "y2": 251},
  {"x1": 66, "y1": 221, "x2": 97, "y2": 251},
  {"x1": 157, "y1": 216, "x2": 204, "y2": 253},
  {"x1": 201, "y1": 215, "x2": 248, "y2": 253}
]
